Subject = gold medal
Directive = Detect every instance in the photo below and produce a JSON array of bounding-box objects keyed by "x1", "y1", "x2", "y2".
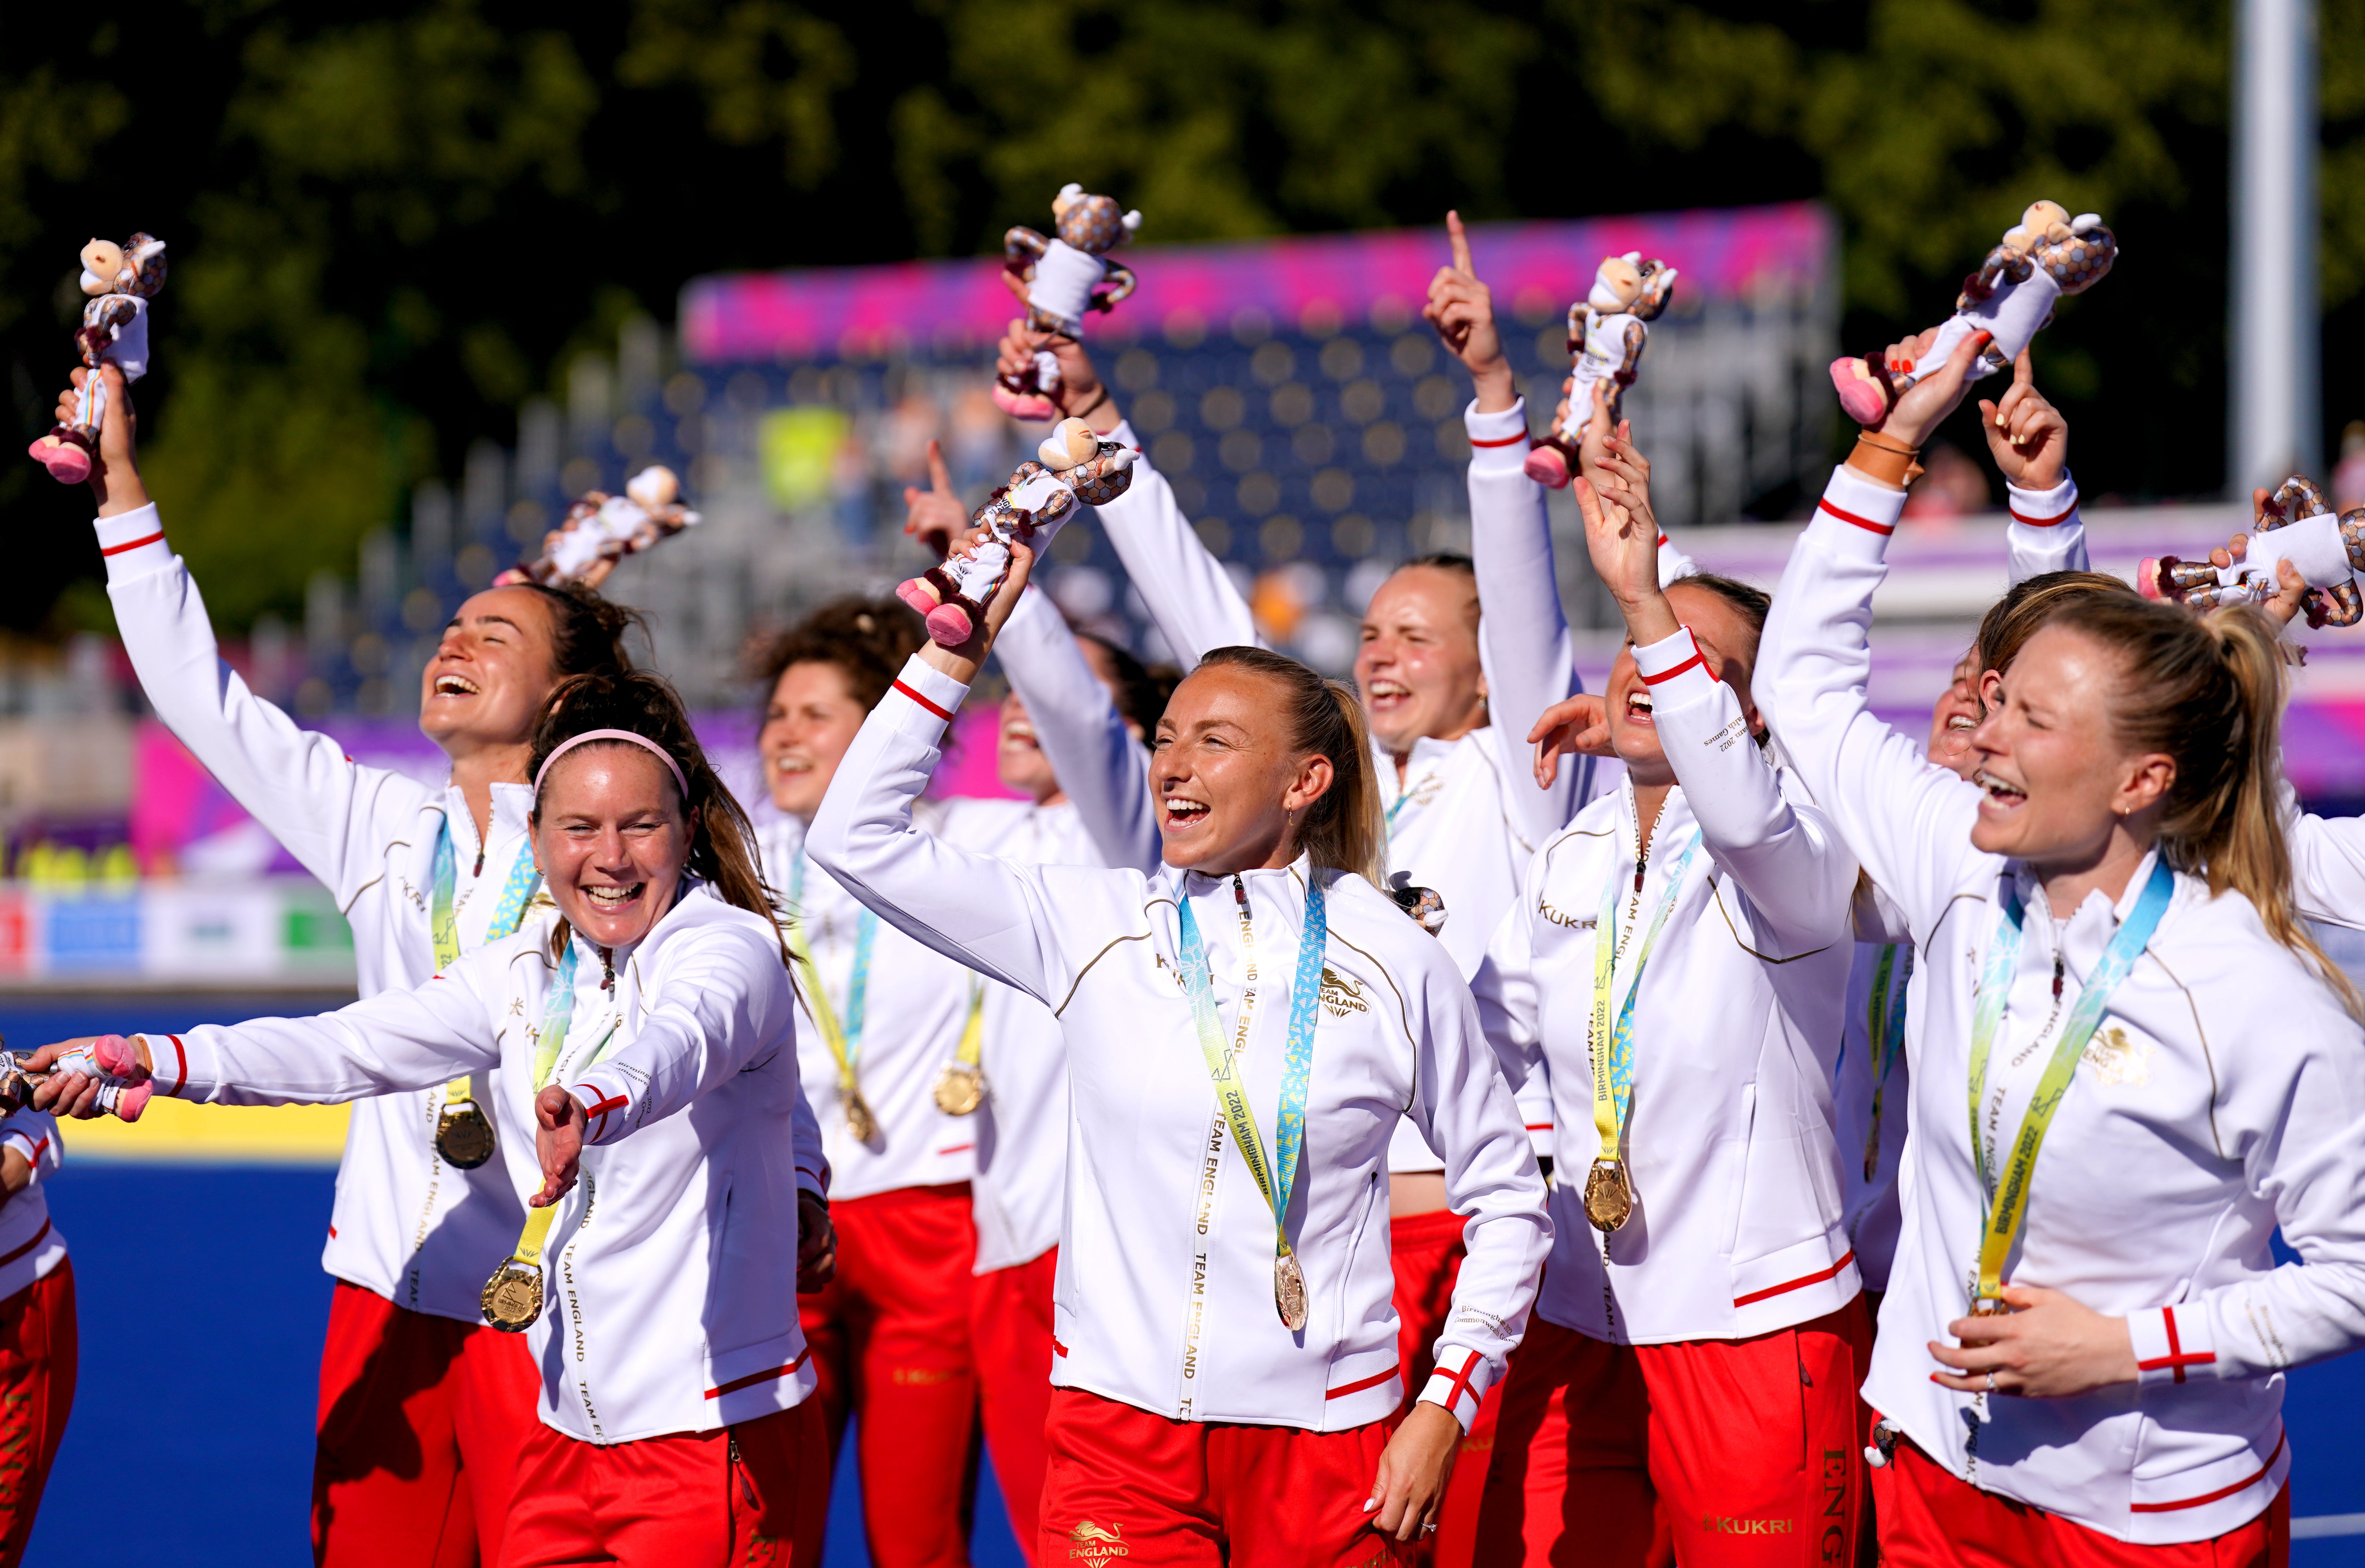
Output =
[
  {"x1": 843, "y1": 1087, "x2": 877, "y2": 1143},
  {"x1": 1273, "y1": 1253, "x2": 1309, "y2": 1332},
  {"x1": 435, "y1": 1100, "x2": 497, "y2": 1169},
  {"x1": 932, "y1": 1062, "x2": 985, "y2": 1116},
  {"x1": 1582, "y1": 1158, "x2": 1633, "y2": 1232},
  {"x1": 480, "y1": 1258, "x2": 546, "y2": 1332}
]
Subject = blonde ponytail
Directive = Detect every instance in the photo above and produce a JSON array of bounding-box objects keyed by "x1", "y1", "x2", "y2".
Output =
[
  {"x1": 1196, "y1": 646, "x2": 1387, "y2": 889},
  {"x1": 2069, "y1": 598, "x2": 2361, "y2": 1018}
]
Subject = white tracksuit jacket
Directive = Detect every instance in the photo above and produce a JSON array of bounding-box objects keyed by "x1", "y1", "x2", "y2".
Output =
[
  {"x1": 807, "y1": 656, "x2": 1552, "y2": 1432},
  {"x1": 1762, "y1": 465, "x2": 2365, "y2": 1543},
  {"x1": 0, "y1": 1113, "x2": 66, "y2": 1306},
  {"x1": 97, "y1": 503, "x2": 543, "y2": 1323},
  {"x1": 1835, "y1": 472, "x2": 2088, "y2": 1291},
  {"x1": 1474, "y1": 624, "x2": 1862, "y2": 1343},
  {"x1": 1096, "y1": 399, "x2": 1649, "y2": 1169},
  {"x1": 149, "y1": 883, "x2": 826, "y2": 1446}
]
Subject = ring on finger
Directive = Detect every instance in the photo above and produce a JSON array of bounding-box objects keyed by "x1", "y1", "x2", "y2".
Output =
[{"x1": 1986, "y1": 1369, "x2": 1997, "y2": 1392}]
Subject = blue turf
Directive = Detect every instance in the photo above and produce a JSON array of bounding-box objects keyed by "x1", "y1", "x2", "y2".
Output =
[{"x1": 2, "y1": 995, "x2": 2358, "y2": 1564}]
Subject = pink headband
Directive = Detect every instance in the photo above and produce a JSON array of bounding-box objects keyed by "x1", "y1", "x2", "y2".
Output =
[{"x1": 533, "y1": 729, "x2": 690, "y2": 802}]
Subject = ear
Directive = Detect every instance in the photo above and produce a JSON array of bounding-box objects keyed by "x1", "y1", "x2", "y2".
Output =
[
  {"x1": 2117, "y1": 753, "x2": 2176, "y2": 818},
  {"x1": 1979, "y1": 668, "x2": 2004, "y2": 713},
  {"x1": 1281, "y1": 752, "x2": 1336, "y2": 817}
]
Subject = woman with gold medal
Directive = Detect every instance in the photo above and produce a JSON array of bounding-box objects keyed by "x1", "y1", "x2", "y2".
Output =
[
  {"x1": 1469, "y1": 419, "x2": 1866, "y2": 1565},
  {"x1": 752, "y1": 496, "x2": 1167, "y2": 1566},
  {"x1": 804, "y1": 531, "x2": 1548, "y2": 1564},
  {"x1": 33, "y1": 672, "x2": 837, "y2": 1564},
  {"x1": 1760, "y1": 329, "x2": 2365, "y2": 1564}
]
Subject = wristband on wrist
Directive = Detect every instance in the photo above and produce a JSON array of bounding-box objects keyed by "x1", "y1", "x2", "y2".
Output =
[
  {"x1": 1069, "y1": 386, "x2": 1111, "y2": 421},
  {"x1": 1846, "y1": 430, "x2": 1922, "y2": 489}
]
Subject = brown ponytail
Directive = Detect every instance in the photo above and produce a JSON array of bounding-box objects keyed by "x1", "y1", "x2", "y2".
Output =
[
  {"x1": 527, "y1": 671, "x2": 788, "y2": 970},
  {"x1": 1195, "y1": 645, "x2": 1386, "y2": 888},
  {"x1": 2058, "y1": 597, "x2": 2359, "y2": 1017}
]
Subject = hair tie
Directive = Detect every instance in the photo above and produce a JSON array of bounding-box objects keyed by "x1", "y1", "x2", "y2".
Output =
[{"x1": 533, "y1": 728, "x2": 690, "y2": 802}]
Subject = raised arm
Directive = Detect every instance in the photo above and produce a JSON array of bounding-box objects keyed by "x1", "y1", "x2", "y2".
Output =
[
  {"x1": 1092, "y1": 446, "x2": 1259, "y2": 662},
  {"x1": 1581, "y1": 442, "x2": 1857, "y2": 948},
  {"x1": 1425, "y1": 213, "x2": 1583, "y2": 846},
  {"x1": 1401, "y1": 945, "x2": 1552, "y2": 1430},
  {"x1": 75, "y1": 368, "x2": 423, "y2": 901},
  {"x1": 1981, "y1": 351, "x2": 2088, "y2": 581},
  {"x1": 997, "y1": 585, "x2": 1161, "y2": 874}
]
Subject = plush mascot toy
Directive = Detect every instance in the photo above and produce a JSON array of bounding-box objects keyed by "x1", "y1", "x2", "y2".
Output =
[
  {"x1": 897, "y1": 418, "x2": 1135, "y2": 645},
  {"x1": 29, "y1": 234, "x2": 166, "y2": 484},
  {"x1": 2141, "y1": 475, "x2": 2365, "y2": 628},
  {"x1": 1830, "y1": 201, "x2": 2115, "y2": 428},
  {"x1": 498, "y1": 466, "x2": 700, "y2": 591},
  {"x1": 1524, "y1": 253, "x2": 1678, "y2": 490},
  {"x1": 993, "y1": 185, "x2": 1142, "y2": 421}
]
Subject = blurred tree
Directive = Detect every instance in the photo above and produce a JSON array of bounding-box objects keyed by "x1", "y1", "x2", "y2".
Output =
[{"x1": 1, "y1": 0, "x2": 2359, "y2": 638}]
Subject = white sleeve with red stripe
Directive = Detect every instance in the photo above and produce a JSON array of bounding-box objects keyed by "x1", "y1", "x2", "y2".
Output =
[
  {"x1": 95, "y1": 503, "x2": 431, "y2": 905},
  {"x1": 2004, "y1": 470, "x2": 2087, "y2": 582},
  {"x1": 1469, "y1": 848, "x2": 1545, "y2": 1091},
  {"x1": 1756, "y1": 467, "x2": 1988, "y2": 940},
  {"x1": 164, "y1": 965, "x2": 502, "y2": 1105},
  {"x1": 567, "y1": 918, "x2": 804, "y2": 1148},
  {"x1": 1087, "y1": 422, "x2": 1261, "y2": 664},
  {"x1": 2129, "y1": 1303, "x2": 2220, "y2": 1386},
  {"x1": 0, "y1": 1112, "x2": 60, "y2": 1187},
  {"x1": 1467, "y1": 398, "x2": 1584, "y2": 845},
  {"x1": 806, "y1": 656, "x2": 1076, "y2": 1007},
  {"x1": 1634, "y1": 625, "x2": 1856, "y2": 950}
]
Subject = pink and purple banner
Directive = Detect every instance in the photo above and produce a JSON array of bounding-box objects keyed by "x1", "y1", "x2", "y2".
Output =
[{"x1": 681, "y1": 203, "x2": 1834, "y2": 365}]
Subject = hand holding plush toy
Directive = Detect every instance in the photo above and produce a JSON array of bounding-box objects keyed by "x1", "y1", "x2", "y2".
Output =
[
  {"x1": 1830, "y1": 201, "x2": 2115, "y2": 429},
  {"x1": 2141, "y1": 476, "x2": 2365, "y2": 628},
  {"x1": 500, "y1": 466, "x2": 700, "y2": 591},
  {"x1": 993, "y1": 185, "x2": 1142, "y2": 422},
  {"x1": 29, "y1": 234, "x2": 166, "y2": 485},
  {"x1": 897, "y1": 418, "x2": 1135, "y2": 646},
  {"x1": 1525, "y1": 253, "x2": 1677, "y2": 490}
]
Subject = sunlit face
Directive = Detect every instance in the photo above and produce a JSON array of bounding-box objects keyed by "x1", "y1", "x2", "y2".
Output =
[
  {"x1": 996, "y1": 637, "x2": 1138, "y2": 801},
  {"x1": 1151, "y1": 665, "x2": 1332, "y2": 874},
  {"x1": 759, "y1": 662, "x2": 867, "y2": 821},
  {"x1": 1966, "y1": 624, "x2": 2172, "y2": 863},
  {"x1": 531, "y1": 746, "x2": 695, "y2": 950},
  {"x1": 1603, "y1": 583, "x2": 1764, "y2": 785},
  {"x1": 1927, "y1": 650, "x2": 1984, "y2": 780},
  {"x1": 1356, "y1": 566, "x2": 1485, "y2": 755},
  {"x1": 418, "y1": 588, "x2": 560, "y2": 758}
]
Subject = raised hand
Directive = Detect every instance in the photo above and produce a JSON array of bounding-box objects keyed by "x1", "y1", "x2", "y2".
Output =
[
  {"x1": 1576, "y1": 464, "x2": 1678, "y2": 649},
  {"x1": 1422, "y1": 211, "x2": 1515, "y2": 413},
  {"x1": 57, "y1": 365, "x2": 148, "y2": 518},
  {"x1": 919, "y1": 536, "x2": 1039, "y2": 687},
  {"x1": 995, "y1": 320, "x2": 1117, "y2": 432},
  {"x1": 1977, "y1": 349, "x2": 2067, "y2": 491},
  {"x1": 1879, "y1": 327, "x2": 1992, "y2": 451},
  {"x1": 902, "y1": 440, "x2": 967, "y2": 560}
]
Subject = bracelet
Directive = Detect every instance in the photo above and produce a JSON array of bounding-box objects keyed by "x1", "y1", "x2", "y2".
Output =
[
  {"x1": 1846, "y1": 430, "x2": 1921, "y2": 489},
  {"x1": 1069, "y1": 386, "x2": 1112, "y2": 423}
]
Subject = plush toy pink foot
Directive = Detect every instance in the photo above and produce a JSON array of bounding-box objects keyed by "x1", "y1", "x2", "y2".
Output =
[
  {"x1": 924, "y1": 603, "x2": 975, "y2": 644},
  {"x1": 1829, "y1": 357, "x2": 1892, "y2": 428},
  {"x1": 895, "y1": 580, "x2": 942, "y2": 617},
  {"x1": 27, "y1": 436, "x2": 89, "y2": 485},
  {"x1": 991, "y1": 385, "x2": 1059, "y2": 421},
  {"x1": 2135, "y1": 558, "x2": 2171, "y2": 600},
  {"x1": 1523, "y1": 445, "x2": 1571, "y2": 488}
]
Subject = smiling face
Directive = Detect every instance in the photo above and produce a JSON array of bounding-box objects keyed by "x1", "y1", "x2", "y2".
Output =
[
  {"x1": 1966, "y1": 624, "x2": 2172, "y2": 863},
  {"x1": 1355, "y1": 565, "x2": 1486, "y2": 757},
  {"x1": 419, "y1": 588, "x2": 561, "y2": 758},
  {"x1": 1604, "y1": 582, "x2": 1764, "y2": 785},
  {"x1": 532, "y1": 745, "x2": 694, "y2": 950},
  {"x1": 997, "y1": 636, "x2": 1135, "y2": 801},
  {"x1": 1152, "y1": 664, "x2": 1333, "y2": 875},
  {"x1": 759, "y1": 661, "x2": 868, "y2": 821},
  {"x1": 1927, "y1": 650, "x2": 1984, "y2": 780}
]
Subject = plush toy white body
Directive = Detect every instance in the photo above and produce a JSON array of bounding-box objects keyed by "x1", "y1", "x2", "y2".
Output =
[
  {"x1": 993, "y1": 186, "x2": 1143, "y2": 421},
  {"x1": 511, "y1": 466, "x2": 701, "y2": 590},
  {"x1": 30, "y1": 233, "x2": 166, "y2": 485},
  {"x1": 2141, "y1": 476, "x2": 2365, "y2": 627},
  {"x1": 1524, "y1": 253, "x2": 1676, "y2": 490}
]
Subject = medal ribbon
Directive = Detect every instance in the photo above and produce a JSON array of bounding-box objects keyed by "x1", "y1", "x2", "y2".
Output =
[
  {"x1": 1965, "y1": 855, "x2": 2174, "y2": 1305},
  {"x1": 954, "y1": 979, "x2": 985, "y2": 1073},
  {"x1": 1175, "y1": 873, "x2": 1327, "y2": 1271},
  {"x1": 786, "y1": 854, "x2": 877, "y2": 1099},
  {"x1": 1863, "y1": 943, "x2": 1915, "y2": 1180},
  {"x1": 1587, "y1": 801, "x2": 1702, "y2": 1167},
  {"x1": 497, "y1": 935, "x2": 625, "y2": 1280},
  {"x1": 432, "y1": 819, "x2": 543, "y2": 1112},
  {"x1": 1383, "y1": 769, "x2": 1435, "y2": 834}
]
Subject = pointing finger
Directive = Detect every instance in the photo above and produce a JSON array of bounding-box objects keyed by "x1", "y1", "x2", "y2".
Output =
[
  {"x1": 927, "y1": 438, "x2": 954, "y2": 497},
  {"x1": 1446, "y1": 210, "x2": 1475, "y2": 278},
  {"x1": 2012, "y1": 346, "x2": 2034, "y2": 390}
]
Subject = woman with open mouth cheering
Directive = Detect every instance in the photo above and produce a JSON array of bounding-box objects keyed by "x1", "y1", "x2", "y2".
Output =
[
  {"x1": 802, "y1": 535, "x2": 1547, "y2": 1563},
  {"x1": 30, "y1": 673, "x2": 834, "y2": 1564},
  {"x1": 1758, "y1": 328, "x2": 2365, "y2": 1566}
]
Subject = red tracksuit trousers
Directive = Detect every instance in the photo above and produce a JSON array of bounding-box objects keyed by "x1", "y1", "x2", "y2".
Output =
[
  {"x1": 972, "y1": 1245, "x2": 1058, "y2": 1563},
  {"x1": 0, "y1": 1259, "x2": 73, "y2": 1568}
]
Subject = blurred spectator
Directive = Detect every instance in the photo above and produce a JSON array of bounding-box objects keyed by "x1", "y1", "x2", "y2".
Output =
[{"x1": 1903, "y1": 442, "x2": 1993, "y2": 520}]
